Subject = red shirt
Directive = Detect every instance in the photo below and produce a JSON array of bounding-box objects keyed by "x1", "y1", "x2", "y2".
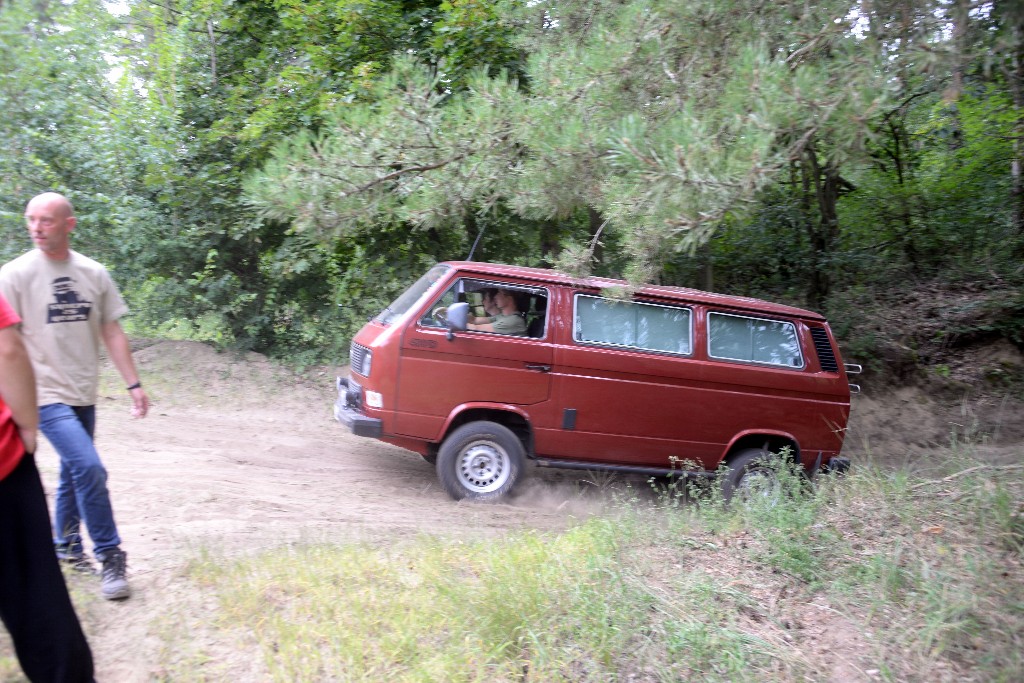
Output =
[{"x1": 0, "y1": 293, "x2": 24, "y2": 480}]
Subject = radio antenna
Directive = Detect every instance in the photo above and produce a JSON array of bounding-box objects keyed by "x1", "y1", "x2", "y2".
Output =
[{"x1": 466, "y1": 223, "x2": 486, "y2": 261}]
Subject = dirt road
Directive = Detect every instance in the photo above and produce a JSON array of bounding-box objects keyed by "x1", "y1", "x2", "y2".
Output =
[{"x1": 28, "y1": 341, "x2": 613, "y2": 681}]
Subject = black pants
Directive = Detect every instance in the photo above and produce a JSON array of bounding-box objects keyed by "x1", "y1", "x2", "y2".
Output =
[{"x1": 0, "y1": 453, "x2": 94, "y2": 682}]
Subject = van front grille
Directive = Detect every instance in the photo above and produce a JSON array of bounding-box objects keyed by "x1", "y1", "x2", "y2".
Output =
[
  {"x1": 350, "y1": 343, "x2": 371, "y2": 377},
  {"x1": 810, "y1": 327, "x2": 839, "y2": 373}
]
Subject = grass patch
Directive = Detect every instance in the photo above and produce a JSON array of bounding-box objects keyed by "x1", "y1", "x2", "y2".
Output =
[
  {"x1": 2, "y1": 450, "x2": 1019, "y2": 681},
  {"x1": 181, "y1": 522, "x2": 647, "y2": 681},
  {"x1": 104, "y1": 449, "x2": 1024, "y2": 681}
]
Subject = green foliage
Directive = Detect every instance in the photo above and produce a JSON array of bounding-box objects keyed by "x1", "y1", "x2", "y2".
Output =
[
  {"x1": 111, "y1": 0, "x2": 535, "y2": 361},
  {"x1": 839, "y1": 85, "x2": 1022, "y2": 284},
  {"x1": 951, "y1": 290, "x2": 1024, "y2": 348},
  {"x1": 431, "y1": 0, "x2": 527, "y2": 86},
  {"x1": 2, "y1": 0, "x2": 1023, "y2": 370},
  {"x1": 248, "y1": 0, "x2": 896, "y2": 287},
  {"x1": 0, "y1": 0, "x2": 174, "y2": 272},
  {"x1": 246, "y1": 58, "x2": 523, "y2": 234}
]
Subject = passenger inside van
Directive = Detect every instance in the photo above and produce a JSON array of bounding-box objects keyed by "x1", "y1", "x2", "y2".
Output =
[
  {"x1": 466, "y1": 288, "x2": 527, "y2": 335},
  {"x1": 468, "y1": 288, "x2": 499, "y2": 324}
]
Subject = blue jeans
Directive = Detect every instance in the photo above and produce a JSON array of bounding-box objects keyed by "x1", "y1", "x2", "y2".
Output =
[{"x1": 38, "y1": 404, "x2": 121, "y2": 558}]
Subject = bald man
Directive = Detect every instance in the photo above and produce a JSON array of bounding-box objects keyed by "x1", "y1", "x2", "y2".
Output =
[{"x1": 0, "y1": 192, "x2": 150, "y2": 601}]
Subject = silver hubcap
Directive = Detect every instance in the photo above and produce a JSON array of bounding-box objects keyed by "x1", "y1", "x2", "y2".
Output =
[
  {"x1": 737, "y1": 467, "x2": 780, "y2": 501},
  {"x1": 456, "y1": 440, "x2": 510, "y2": 493}
]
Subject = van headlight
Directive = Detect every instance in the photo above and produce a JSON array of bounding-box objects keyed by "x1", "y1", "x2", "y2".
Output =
[
  {"x1": 350, "y1": 343, "x2": 372, "y2": 377},
  {"x1": 365, "y1": 390, "x2": 383, "y2": 409}
]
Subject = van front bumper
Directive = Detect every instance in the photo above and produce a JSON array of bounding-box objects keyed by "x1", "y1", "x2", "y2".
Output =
[{"x1": 334, "y1": 398, "x2": 382, "y2": 438}]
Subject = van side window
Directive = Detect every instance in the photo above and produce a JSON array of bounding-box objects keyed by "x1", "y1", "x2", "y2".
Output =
[
  {"x1": 420, "y1": 279, "x2": 542, "y2": 338},
  {"x1": 574, "y1": 295, "x2": 692, "y2": 355},
  {"x1": 419, "y1": 284, "x2": 461, "y2": 329},
  {"x1": 525, "y1": 293, "x2": 547, "y2": 338},
  {"x1": 707, "y1": 312, "x2": 804, "y2": 368}
]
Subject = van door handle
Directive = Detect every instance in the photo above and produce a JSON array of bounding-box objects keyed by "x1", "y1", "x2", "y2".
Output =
[{"x1": 525, "y1": 364, "x2": 551, "y2": 373}]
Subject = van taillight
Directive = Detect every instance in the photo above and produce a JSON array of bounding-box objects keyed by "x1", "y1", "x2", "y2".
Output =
[{"x1": 809, "y1": 328, "x2": 839, "y2": 372}]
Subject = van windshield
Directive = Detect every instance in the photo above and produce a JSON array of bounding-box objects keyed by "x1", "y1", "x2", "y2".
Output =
[{"x1": 373, "y1": 264, "x2": 451, "y2": 326}]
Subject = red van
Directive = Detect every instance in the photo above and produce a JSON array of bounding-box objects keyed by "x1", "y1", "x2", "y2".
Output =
[{"x1": 335, "y1": 262, "x2": 854, "y2": 501}]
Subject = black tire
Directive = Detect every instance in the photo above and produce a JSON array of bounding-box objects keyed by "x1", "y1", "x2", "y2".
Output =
[
  {"x1": 719, "y1": 447, "x2": 783, "y2": 504},
  {"x1": 436, "y1": 421, "x2": 524, "y2": 502}
]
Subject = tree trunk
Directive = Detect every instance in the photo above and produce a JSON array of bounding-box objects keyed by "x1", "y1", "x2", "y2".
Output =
[
  {"x1": 887, "y1": 113, "x2": 921, "y2": 272},
  {"x1": 698, "y1": 242, "x2": 714, "y2": 292},
  {"x1": 587, "y1": 206, "x2": 605, "y2": 266},
  {"x1": 538, "y1": 219, "x2": 561, "y2": 266},
  {"x1": 1007, "y1": 15, "x2": 1024, "y2": 245},
  {"x1": 802, "y1": 144, "x2": 843, "y2": 310}
]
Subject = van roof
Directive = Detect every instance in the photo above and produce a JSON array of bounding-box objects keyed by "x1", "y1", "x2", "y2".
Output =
[{"x1": 443, "y1": 261, "x2": 826, "y2": 321}]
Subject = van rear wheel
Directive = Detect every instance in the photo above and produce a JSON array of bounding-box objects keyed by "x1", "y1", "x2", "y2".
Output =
[
  {"x1": 437, "y1": 422, "x2": 523, "y2": 502},
  {"x1": 720, "y1": 448, "x2": 783, "y2": 504}
]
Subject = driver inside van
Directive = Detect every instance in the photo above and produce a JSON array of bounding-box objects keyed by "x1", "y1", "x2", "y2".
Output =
[{"x1": 466, "y1": 288, "x2": 527, "y2": 335}]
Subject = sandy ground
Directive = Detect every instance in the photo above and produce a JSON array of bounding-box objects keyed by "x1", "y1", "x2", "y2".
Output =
[
  {"x1": 27, "y1": 341, "x2": 618, "y2": 681},
  {"x1": 5, "y1": 340, "x2": 1022, "y2": 681}
]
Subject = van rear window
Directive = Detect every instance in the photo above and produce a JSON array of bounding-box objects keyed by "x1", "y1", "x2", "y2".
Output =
[
  {"x1": 574, "y1": 295, "x2": 692, "y2": 355},
  {"x1": 708, "y1": 312, "x2": 804, "y2": 368}
]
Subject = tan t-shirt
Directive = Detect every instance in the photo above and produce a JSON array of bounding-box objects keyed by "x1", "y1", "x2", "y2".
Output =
[{"x1": 0, "y1": 249, "x2": 128, "y2": 406}]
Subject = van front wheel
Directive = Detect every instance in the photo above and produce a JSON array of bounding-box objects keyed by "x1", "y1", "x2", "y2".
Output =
[{"x1": 437, "y1": 422, "x2": 523, "y2": 502}]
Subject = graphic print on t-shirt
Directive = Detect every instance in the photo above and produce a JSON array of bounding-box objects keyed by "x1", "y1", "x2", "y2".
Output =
[{"x1": 47, "y1": 276, "x2": 92, "y2": 324}]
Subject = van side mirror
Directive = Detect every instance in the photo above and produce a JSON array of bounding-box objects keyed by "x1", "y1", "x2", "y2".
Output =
[{"x1": 446, "y1": 301, "x2": 469, "y2": 341}]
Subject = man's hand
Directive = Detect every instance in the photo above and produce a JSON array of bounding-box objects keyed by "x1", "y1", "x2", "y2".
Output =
[
  {"x1": 129, "y1": 386, "x2": 150, "y2": 419},
  {"x1": 101, "y1": 320, "x2": 149, "y2": 419}
]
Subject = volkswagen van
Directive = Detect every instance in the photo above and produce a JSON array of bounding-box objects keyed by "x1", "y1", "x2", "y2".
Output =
[{"x1": 335, "y1": 262, "x2": 854, "y2": 502}]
